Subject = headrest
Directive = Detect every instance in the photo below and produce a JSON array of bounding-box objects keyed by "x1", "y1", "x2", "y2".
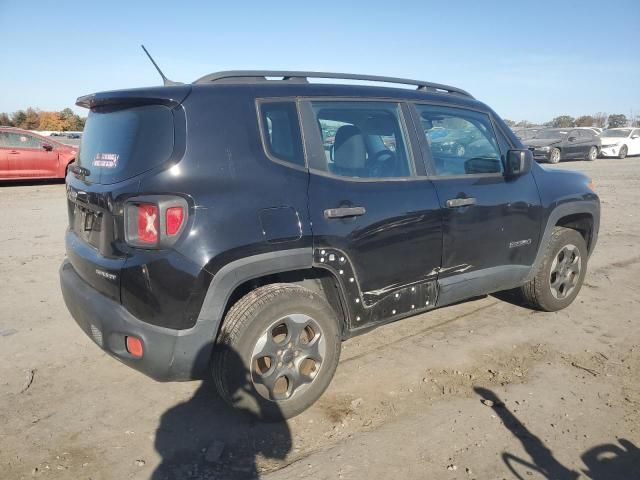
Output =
[
  {"x1": 363, "y1": 114, "x2": 397, "y2": 136},
  {"x1": 334, "y1": 125, "x2": 366, "y2": 170}
]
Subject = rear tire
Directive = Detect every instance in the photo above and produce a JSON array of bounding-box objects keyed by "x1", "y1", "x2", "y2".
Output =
[
  {"x1": 618, "y1": 145, "x2": 628, "y2": 159},
  {"x1": 213, "y1": 284, "x2": 341, "y2": 420},
  {"x1": 548, "y1": 148, "x2": 561, "y2": 164},
  {"x1": 519, "y1": 227, "x2": 588, "y2": 311},
  {"x1": 586, "y1": 146, "x2": 598, "y2": 161}
]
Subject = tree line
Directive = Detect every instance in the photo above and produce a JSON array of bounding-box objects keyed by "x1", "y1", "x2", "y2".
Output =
[
  {"x1": 0, "y1": 108, "x2": 86, "y2": 132},
  {"x1": 505, "y1": 113, "x2": 638, "y2": 129}
]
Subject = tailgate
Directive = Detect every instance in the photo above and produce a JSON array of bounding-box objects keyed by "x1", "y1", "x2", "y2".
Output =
[{"x1": 65, "y1": 181, "x2": 129, "y2": 300}]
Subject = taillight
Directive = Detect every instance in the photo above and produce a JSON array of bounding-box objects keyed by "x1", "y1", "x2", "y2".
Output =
[
  {"x1": 137, "y1": 203, "x2": 159, "y2": 244},
  {"x1": 166, "y1": 206, "x2": 184, "y2": 236},
  {"x1": 125, "y1": 196, "x2": 188, "y2": 248}
]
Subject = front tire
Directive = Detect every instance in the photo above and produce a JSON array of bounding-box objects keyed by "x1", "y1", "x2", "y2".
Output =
[
  {"x1": 548, "y1": 148, "x2": 561, "y2": 164},
  {"x1": 213, "y1": 284, "x2": 341, "y2": 420},
  {"x1": 586, "y1": 146, "x2": 598, "y2": 161},
  {"x1": 618, "y1": 145, "x2": 628, "y2": 159},
  {"x1": 519, "y1": 227, "x2": 588, "y2": 311}
]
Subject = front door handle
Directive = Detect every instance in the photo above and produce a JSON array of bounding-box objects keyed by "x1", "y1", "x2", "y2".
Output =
[
  {"x1": 324, "y1": 206, "x2": 366, "y2": 219},
  {"x1": 446, "y1": 197, "x2": 476, "y2": 208}
]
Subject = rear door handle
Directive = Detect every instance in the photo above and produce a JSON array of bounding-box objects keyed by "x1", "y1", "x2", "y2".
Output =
[
  {"x1": 324, "y1": 206, "x2": 366, "y2": 219},
  {"x1": 8, "y1": 151, "x2": 20, "y2": 154},
  {"x1": 446, "y1": 197, "x2": 476, "y2": 208}
]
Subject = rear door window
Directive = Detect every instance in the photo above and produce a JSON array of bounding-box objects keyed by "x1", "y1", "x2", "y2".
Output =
[
  {"x1": 77, "y1": 104, "x2": 175, "y2": 184},
  {"x1": 309, "y1": 101, "x2": 413, "y2": 179}
]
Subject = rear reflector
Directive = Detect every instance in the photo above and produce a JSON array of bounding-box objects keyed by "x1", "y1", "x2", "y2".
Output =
[
  {"x1": 125, "y1": 336, "x2": 144, "y2": 358},
  {"x1": 137, "y1": 203, "x2": 159, "y2": 244},
  {"x1": 166, "y1": 206, "x2": 184, "y2": 236}
]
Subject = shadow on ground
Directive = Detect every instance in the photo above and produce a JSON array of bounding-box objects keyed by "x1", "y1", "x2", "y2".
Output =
[
  {"x1": 474, "y1": 387, "x2": 640, "y2": 479},
  {"x1": 0, "y1": 178, "x2": 65, "y2": 187},
  {"x1": 152, "y1": 345, "x2": 291, "y2": 480}
]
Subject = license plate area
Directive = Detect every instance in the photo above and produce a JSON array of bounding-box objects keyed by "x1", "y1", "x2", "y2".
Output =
[{"x1": 71, "y1": 203, "x2": 103, "y2": 246}]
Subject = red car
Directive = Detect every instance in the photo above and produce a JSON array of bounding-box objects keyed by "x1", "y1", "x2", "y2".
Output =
[{"x1": 0, "y1": 127, "x2": 77, "y2": 181}]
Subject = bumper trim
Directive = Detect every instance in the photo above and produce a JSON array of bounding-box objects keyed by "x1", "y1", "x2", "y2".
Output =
[{"x1": 60, "y1": 260, "x2": 215, "y2": 381}]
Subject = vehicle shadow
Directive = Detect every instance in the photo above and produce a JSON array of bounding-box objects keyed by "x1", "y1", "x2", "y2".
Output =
[
  {"x1": 473, "y1": 387, "x2": 640, "y2": 479},
  {"x1": 152, "y1": 345, "x2": 291, "y2": 480},
  {"x1": 491, "y1": 289, "x2": 535, "y2": 310},
  {"x1": 0, "y1": 178, "x2": 65, "y2": 187}
]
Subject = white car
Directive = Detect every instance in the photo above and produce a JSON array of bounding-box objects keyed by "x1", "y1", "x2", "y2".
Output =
[
  {"x1": 599, "y1": 128, "x2": 640, "y2": 159},
  {"x1": 574, "y1": 127, "x2": 603, "y2": 136}
]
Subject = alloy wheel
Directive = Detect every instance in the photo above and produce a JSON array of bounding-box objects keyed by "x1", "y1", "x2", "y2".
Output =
[
  {"x1": 549, "y1": 244, "x2": 581, "y2": 300},
  {"x1": 251, "y1": 314, "x2": 326, "y2": 401}
]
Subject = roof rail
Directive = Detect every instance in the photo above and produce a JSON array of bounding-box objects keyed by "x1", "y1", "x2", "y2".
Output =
[{"x1": 192, "y1": 70, "x2": 473, "y2": 98}]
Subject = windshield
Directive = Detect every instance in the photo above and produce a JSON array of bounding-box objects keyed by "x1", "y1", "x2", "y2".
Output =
[
  {"x1": 602, "y1": 129, "x2": 631, "y2": 138},
  {"x1": 532, "y1": 130, "x2": 567, "y2": 139}
]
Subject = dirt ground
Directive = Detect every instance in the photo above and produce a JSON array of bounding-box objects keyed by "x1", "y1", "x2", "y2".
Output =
[{"x1": 1, "y1": 158, "x2": 639, "y2": 480}]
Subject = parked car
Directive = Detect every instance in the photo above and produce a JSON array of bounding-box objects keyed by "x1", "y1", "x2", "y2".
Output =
[
  {"x1": 60, "y1": 71, "x2": 599, "y2": 419},
  {"x1": 524, "y1": 128, "x2": 600, "y2": 163},
  {"x1": 0, "y1": 127, "x2": 78, "y2": 181},
  {"x1": 513, "y1": 127, "x2": 545, "y2": 141},
  {"x1": 598, "y1": 128, "x2": 640, "y2": 159}
]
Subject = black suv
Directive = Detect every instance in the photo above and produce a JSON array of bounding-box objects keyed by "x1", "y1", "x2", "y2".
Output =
[{"x1": 60, "y1": 71, "x2": 600, "y2": 419}]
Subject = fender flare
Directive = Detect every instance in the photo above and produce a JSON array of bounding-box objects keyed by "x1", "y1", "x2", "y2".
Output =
[
  {"x1": 177, "y1": 248, "x2": 312, "y2": 379},
  {"x1": 525, "y1": 199, "x2": 600, "y2": 282},
  {"x1": 196, "y1": 248, "x2": 313, "y2": 329}
]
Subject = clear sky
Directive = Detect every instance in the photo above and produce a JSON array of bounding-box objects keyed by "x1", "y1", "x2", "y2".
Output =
[{"x1": 1, "y1": 0, "x2": 638, "y2": 123}]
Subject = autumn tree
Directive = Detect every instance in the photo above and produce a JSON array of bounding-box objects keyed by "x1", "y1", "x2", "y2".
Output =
[
  {"x1": 23, "y1": 108, "x2": 40, "y2": 130},
  {"x1": 551, "y1": 115, "x2": 575, "y2": 128},
  {"x1": 607, "y1": 114, "x2": 628, "y2": 128},
  {"x1": 10, "y1": 110, "x2": 27, "y2": 128},
  {"x1": 575, "y1": 115, "x2": 595, "y2": 127},
  {"x1": 38, "y1": 111, "x2": 65, "y2": 131},
  {"x1": 60, "y1": 108, "x2": 83, "y2": 131},
  {"x1": 1, "y1": 108, "x2": 86, "y2": 131},
  {"x1": 593, "y1": 112, "x2": 608, "y2": 128}
]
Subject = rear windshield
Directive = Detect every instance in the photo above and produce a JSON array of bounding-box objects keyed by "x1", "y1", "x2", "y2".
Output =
[{"x1": 77, "y1": 104, "x2": 174, "y2": 184}]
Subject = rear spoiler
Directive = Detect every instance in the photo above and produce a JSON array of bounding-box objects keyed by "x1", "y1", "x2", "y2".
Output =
[{"x1": 76, "y1": 85, "x2": 191, "y2": 109}]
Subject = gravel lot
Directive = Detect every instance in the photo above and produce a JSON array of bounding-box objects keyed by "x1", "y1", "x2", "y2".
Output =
[{"x1": 1, "y1": 158, "x2": 639, "y2": 479}]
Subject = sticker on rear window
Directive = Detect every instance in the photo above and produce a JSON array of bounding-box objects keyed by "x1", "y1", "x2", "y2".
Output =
[{"x1": 92, "y1": 153, "x2": 119, "y2": 168}]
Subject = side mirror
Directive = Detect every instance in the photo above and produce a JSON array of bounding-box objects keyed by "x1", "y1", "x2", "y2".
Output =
[
  {"x1": 632, "y1": 135, "x2": 639, "y2": 139},
  {"x1": 505, "y1": 149, "x2": 533, "y2": 177},
  {"x1": 568, "y1": 136, "x2": 576, "y2": 142},
  {"x1": 42, "y1": 144, "x2": 54, "y2": 152}
]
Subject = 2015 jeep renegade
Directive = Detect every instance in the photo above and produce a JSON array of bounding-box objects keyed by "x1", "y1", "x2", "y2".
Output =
[{"x1": 60, "y1": 71, "x2": 599, "y2": 419}]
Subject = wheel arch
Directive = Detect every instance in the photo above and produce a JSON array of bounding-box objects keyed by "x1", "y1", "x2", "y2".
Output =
[
  {"x1": 556, "y1": 212, "x2": 595, "y2": 251},
  {"x1": 525, "y1": 200, "x2": 600, "y2": 282},
  {"x1": 197, "y1": 249, "x2": 349, "y2": 345}
]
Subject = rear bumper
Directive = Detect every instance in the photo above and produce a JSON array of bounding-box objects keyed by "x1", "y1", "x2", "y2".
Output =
[{"x1": 60, "y1": 259, "x2": 215, "y2": 381}]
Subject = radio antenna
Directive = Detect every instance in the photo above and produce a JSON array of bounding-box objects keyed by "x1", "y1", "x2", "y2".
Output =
[{"x1": 141, "y1": 45, "x2": 183, "y2": 86}]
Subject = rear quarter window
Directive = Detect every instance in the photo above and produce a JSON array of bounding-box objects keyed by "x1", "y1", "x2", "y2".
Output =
[
  {"x1": 258, "y1": 101, "x2": 305, "y2": 168},
  {"x1": 78, "y1": 104, "x2": 175, "y2": 184}
]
